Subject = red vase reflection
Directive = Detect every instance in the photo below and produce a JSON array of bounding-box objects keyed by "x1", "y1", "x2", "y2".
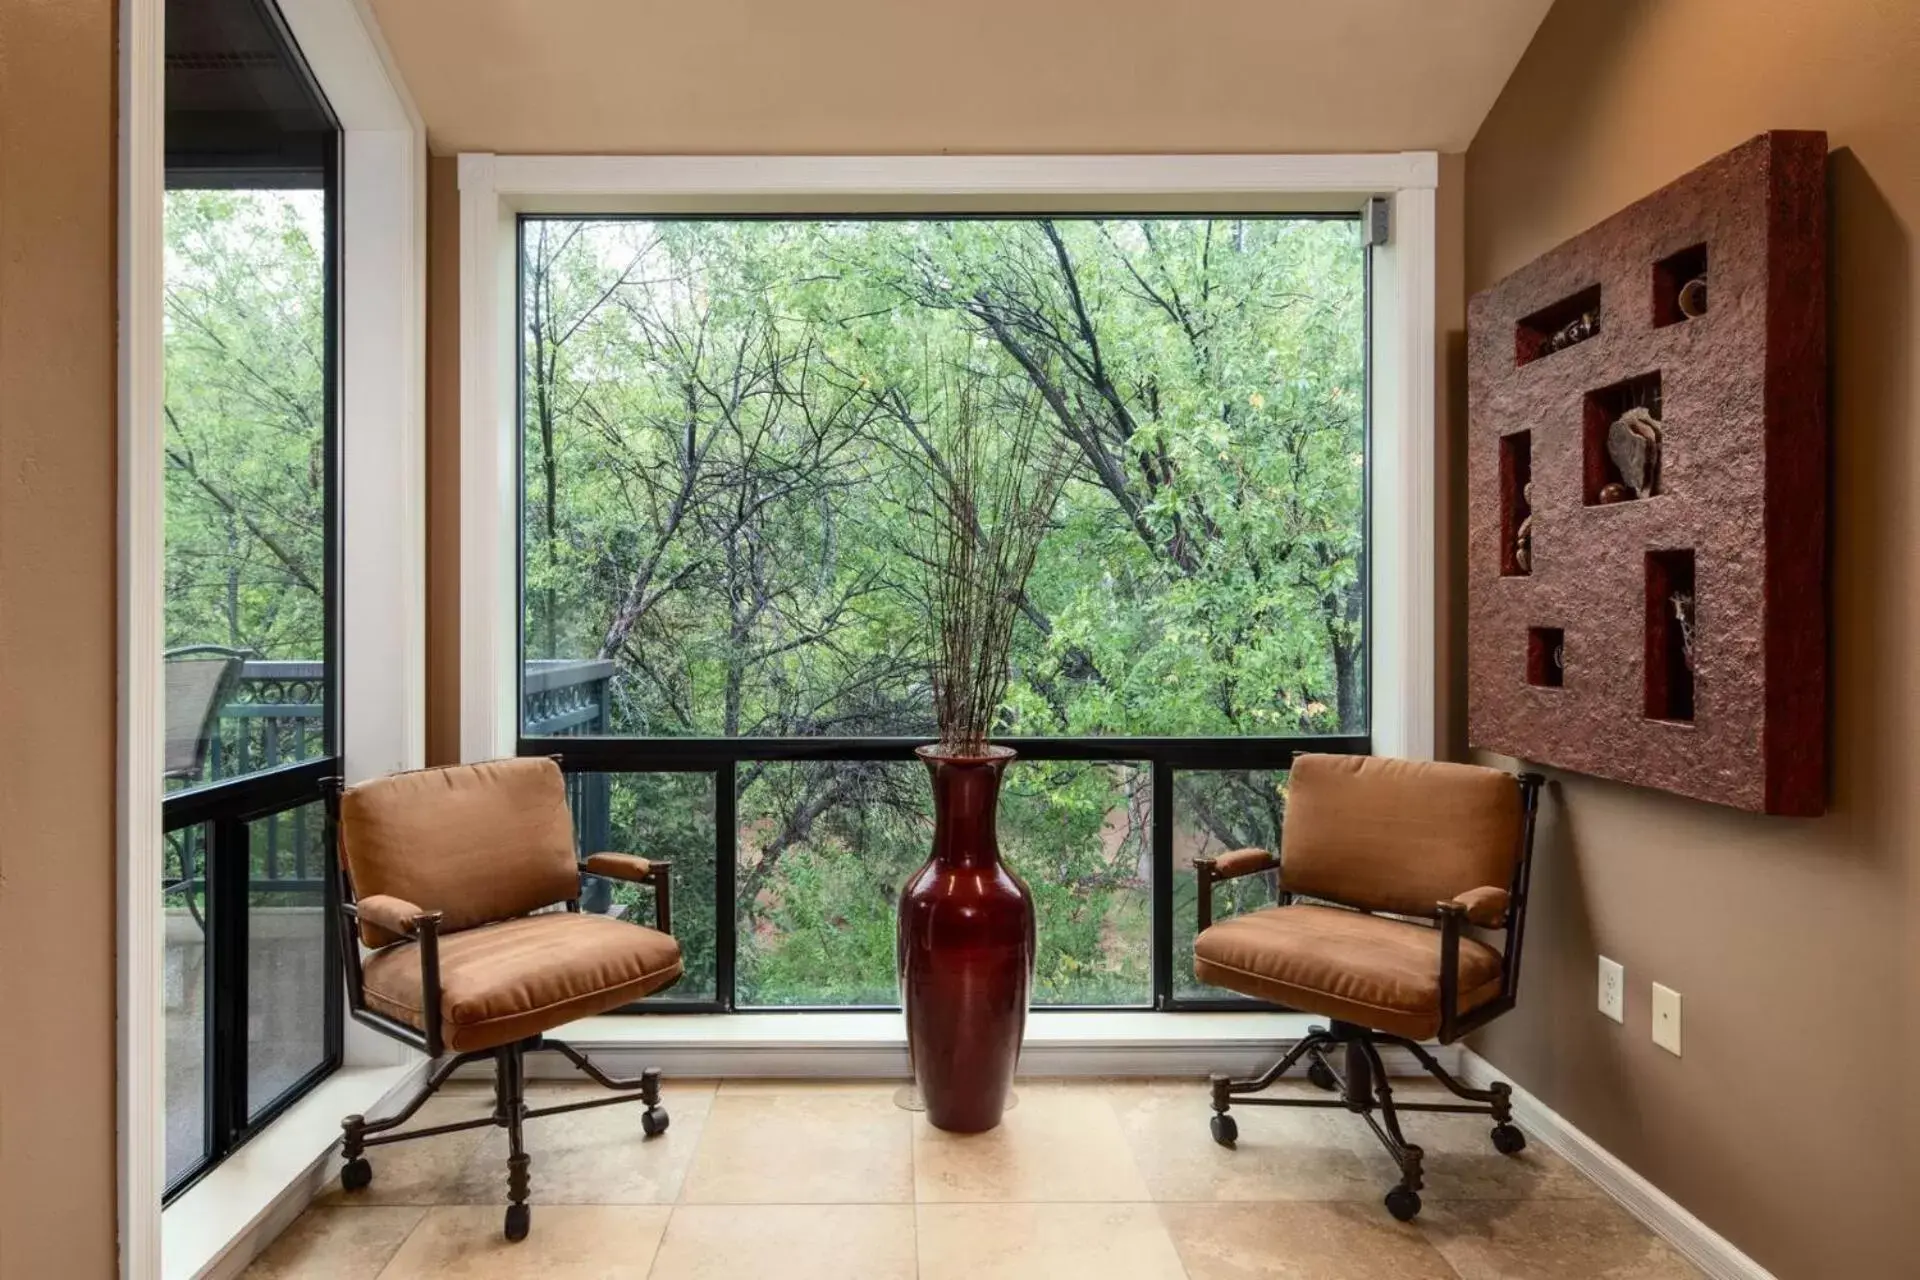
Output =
[{"x1": 898, "y1": 744, "x2": 1035, "y2": 1132}]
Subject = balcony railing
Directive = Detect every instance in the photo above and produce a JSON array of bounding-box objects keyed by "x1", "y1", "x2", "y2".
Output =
[
  {"x1": 165, "y1": 657, "x2": 617, "y2": 897},
  {"x1": 525, "y1": 659, "x2": 618, "y2": 907}
]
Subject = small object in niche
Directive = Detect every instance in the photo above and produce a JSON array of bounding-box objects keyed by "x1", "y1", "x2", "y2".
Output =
[
  {"x1": 1552, "y1": 643, "x2": 1565, "y2": 674},
  {"x1": 1598, "y1": 481, "x2": 1630, "y2": 504},
  {"x1": 1671, "y1": 590, "x2": 1697, "y2": 672},
  {"x1": 1677, "y1": 275, "x2": 1708, "y2": 319},
  {"x1": 1514, "y1": 481, "x2": 1534, "y2": 572},
  {"x1": 1608, "y1": 406, "x2": 1663, "y2": 498},
  {"x1": 1544, "y1": 309, "x2": 1597, "y2": 356}
]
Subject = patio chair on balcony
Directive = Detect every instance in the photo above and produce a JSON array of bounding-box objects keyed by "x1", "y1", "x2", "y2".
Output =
[
  {"x1": 162, "y1": 645, "x2": 248, "y2": 932},
  {"x1": 330, "y1": 757, "x2": 682, "y2": 1242},
  {"x1": 163, "y1": 644, "x2": 248, "y2": 782}
]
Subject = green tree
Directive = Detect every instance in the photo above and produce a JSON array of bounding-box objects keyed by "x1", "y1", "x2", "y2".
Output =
[
  {"x1": 163, "y1": 188, "x2": 327, "y2": 661},
  {"x1": 520, "y1": 216, "x2": 1365, "y2": 1006}
]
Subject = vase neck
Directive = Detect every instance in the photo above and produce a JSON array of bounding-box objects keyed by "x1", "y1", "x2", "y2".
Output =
[{"x1": 924, "y1": 756, "x2": 1007, "y2": 869}]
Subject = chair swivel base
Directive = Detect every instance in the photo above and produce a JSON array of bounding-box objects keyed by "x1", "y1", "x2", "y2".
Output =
[
  {"x1": 338, "y1": 1034, "x2": 669, "y2": 1241},
  {"x1": 1207, "y1": 1020, "x2": 1524, "y2": 1221}
]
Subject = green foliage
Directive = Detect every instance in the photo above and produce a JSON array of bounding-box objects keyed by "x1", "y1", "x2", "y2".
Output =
[
  {"x1": 521, "y1": 216, "x2": 1366, "y2": 744},
  {"x1": 595, "y1": 773, "x2": 722, "y2": 1000},
  {"x1": 159, "y1": 199, "x2": 1362, "y2": 1009},
  {"x1": 520, "y1": 217, "x2": 1365, "y2": 1005},
  {"x1": 163, "y1": 189, "x2": 327, "y2": 659}
]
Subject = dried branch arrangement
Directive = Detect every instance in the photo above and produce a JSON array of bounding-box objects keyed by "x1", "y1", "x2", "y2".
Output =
[{"x1": 923, "y1": 377, "x2": 1069, "y2": 753}]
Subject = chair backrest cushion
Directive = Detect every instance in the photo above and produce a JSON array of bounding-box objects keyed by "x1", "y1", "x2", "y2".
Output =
[
  {"x1": 339, "y1": 757, "x2": 579, "y2": 947},
  {"x1": 1280, "y1": 754, "x2": 1521, "y2": 919}
]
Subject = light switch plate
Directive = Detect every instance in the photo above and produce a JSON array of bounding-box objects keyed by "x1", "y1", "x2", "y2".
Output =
[
  {"x1": 1652, "y1": 982, "x2": 1683, "y2": 1055},
  {"x1": 1597, "y1": 956, "x2": 1625, "y2": 1023}
]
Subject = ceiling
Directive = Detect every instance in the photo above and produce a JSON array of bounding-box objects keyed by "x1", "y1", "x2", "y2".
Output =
[{"x1": 365, "y1": 0, "x2": 1554, "y2": 156}]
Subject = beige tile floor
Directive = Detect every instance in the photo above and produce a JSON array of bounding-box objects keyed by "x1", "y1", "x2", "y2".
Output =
[{"x1": 248, "y1": 1077, "x2": 1702, "y2": 1278}]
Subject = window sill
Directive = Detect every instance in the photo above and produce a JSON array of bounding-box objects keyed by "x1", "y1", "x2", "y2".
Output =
[
  {"x1": 525, "y1": 1009, "x2": 1330, "y2": 1080},
  {"x1": 162, "y1": 1063, "x2": 419, "y2": 1280},
  {"x1": 560, "y1": 1007, "x2": 1312, "y2": 1045}
]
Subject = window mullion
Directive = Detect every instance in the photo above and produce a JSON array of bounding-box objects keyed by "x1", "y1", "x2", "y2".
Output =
[
  {"x1": 1151, "y1": 761, "x2": 1174, "y2": 1011},
  {"x1": 716, "y1": 761, "x2": 738, "y2": 1012},
  {"x1": 207, "y1": 815, "x2": 250, "y2": 1156}
]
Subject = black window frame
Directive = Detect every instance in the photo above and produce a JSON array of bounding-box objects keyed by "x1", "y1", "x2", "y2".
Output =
[
  {"x1": 160, "y1": 0, "x2": 344, "y2": 1204},
  {"x1": 512, "y1": 211, "x2": 1374, "y2": 1015}
]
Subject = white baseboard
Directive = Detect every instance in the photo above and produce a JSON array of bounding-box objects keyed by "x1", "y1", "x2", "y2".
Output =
[
  {"x1": 1457, "y1": 1050, "x2": 1774, "y2": 1280},
  {"x1": 171, "y1": 1060, "x2": 429, "y2": 1280}
]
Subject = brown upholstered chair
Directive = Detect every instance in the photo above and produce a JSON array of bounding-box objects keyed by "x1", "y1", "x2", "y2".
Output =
[
  {"x1": 1193, "y1": 753, "x2": 1544, "y2": 1222},
  {"x1": 329, "y1": 757, "x2": 683, "y2": 1241}
]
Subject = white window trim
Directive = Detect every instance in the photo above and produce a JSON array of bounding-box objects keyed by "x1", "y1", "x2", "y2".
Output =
[
  {"x1": 118, "y1": 0, "x2": 426, "y2": 1273},
  {"x1": 458, "y1": 152, "x2": 1437, "y2": 762}
]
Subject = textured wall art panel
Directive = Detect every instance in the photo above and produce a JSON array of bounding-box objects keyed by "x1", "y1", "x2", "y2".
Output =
[{"x1": 1467, "y1": 131, "x2": 1828, "y2": 814}]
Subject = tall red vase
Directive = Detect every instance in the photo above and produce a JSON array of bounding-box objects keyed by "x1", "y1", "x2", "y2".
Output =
[{"x1": 898, "y1": 743, "x2": 1035, "y2": 1132}]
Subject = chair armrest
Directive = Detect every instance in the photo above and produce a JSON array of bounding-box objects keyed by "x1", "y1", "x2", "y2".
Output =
[
  {"x1": 355, "y1": 894, "x2": 433, "y2": 939},
  {"x1": 1443, "y1": 885, "x2": 1511, "y2": 928},
  {"x1": 1192, "y1": 848, "x2": 1280, "y2": 934},
  {"x1": 345, "y1": 896, "x2": 445, "y2": 1057},
  {"x1": 583, "y1": 852, "x2": 653, "y2": 883},
  {"x1": 582, "y1": 854, "x2": 673, "y2": 936},
  {"x1": 1208, "y1": 848, "x2": 1280, "y2": 881},
  {"x1": 1433, "y1": 889, "x2": 1518, "y2": 1043}
]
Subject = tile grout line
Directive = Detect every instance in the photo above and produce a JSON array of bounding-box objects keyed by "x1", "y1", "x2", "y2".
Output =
[{"x1": 908, "y1": 1092, "x2": 922, "y2": 1280}]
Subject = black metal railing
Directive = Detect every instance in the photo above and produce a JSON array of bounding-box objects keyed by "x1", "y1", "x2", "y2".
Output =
[
  {"x1": 526, "y1": 728, "x2": 1370, "y2": 1013},
  {"x1": 165, "y1": 657, "x2": 619, "y2": 902},
  {"x1": 524, "y1": 659, "x2": 617, "y2": 905},
  {"x1": 165, "y1": 660, "x2": 331, "y2": 905}
]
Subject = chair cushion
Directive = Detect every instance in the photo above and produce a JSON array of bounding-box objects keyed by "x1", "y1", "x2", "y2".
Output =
[
  {"x1": 340, "y1": 758, "x2": 581, "y2": 947},
  {"x1": 1281, "y1": 754, "x2": 1522, "y2": 920},
  {"x1": 362, "y1": 912, "x2": 684, "y2": 1053},
  {"x1": 1193, "y1": 904, "x2": 1504, "y2": 1041}
]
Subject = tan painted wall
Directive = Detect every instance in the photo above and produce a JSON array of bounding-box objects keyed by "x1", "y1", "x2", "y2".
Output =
[
  {"x1": 0, "y1": 0, "x2": 122, "y2": 1273},
  {"x1": 425, "y1": 156, "x2": 461, "y2": 766},
  {"x1": 1460, "y1": 1, "x2": 1920, "y2": 1275},
  {"x1": 1435, "y1": 151, "x2": 1468, "y2": 760}
]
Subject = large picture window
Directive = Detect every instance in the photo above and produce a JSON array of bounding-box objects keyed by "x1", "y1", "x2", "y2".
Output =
[{"x1": 517, "y1": 215, "x2": 1369, "y2": 1010}]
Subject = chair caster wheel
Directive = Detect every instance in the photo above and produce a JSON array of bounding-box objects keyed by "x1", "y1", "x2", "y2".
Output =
[
  {"x1": 1491, "y1": 1123, "x2": 1526, "y2": 1155},
  {"x1": 504, "y1": 1203, "x2": 530, "y2": 1242},
  {"x1": 642, "y1": 1105, "x2": 670, "y2": 1137},
  {"x1": 1306, "y1": 1059, "x2": 1339, "y2": 1092},
  {"x1": 1384, "y1": 1186, "x2": 1422, "y2": 1222},
  {"x1": 1209, "y1": 1113, "x2": 1237, "y2": 1147},
  {"x1": 340, "y1": 1157, "x2": 371, "y2": 1192}
]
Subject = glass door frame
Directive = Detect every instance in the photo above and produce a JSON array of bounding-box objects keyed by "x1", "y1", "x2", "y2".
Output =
[{"x1": 159, "y1": 107, "x2": 345, "y2": 1209}]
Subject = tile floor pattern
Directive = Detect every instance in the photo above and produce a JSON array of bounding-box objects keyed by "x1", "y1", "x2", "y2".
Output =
[{"x1": 249, "y1": 1077, "x2": 1702, "y2": 1278}]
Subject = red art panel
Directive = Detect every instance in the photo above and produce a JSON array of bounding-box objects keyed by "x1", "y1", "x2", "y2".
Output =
[{"x1": 1467, "y1": 132, "x2": 1828, "y2": 815}]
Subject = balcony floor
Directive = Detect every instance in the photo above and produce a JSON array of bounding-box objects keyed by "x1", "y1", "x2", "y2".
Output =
[{"x1": 167, "y1": 908, "x2": 331, "y2": 1187}]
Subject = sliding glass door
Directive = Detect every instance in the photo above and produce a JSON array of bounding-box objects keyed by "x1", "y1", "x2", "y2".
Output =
[{"x1": 161, "y1": 0, "x2": 342, "y2": 1198}]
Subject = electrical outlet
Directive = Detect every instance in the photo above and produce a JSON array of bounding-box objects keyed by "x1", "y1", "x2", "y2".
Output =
[
  {"x1": 1597, "y1": 956, "x2": 1625, "y2": 1023},
  {"x1": 1652, "y1": 982, "x2": 1682, "y2": 1056}
]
